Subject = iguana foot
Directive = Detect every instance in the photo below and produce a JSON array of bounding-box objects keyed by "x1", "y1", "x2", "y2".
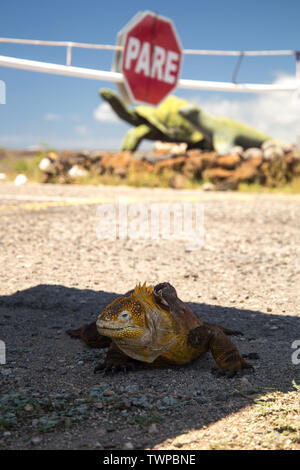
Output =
[
  {"x1": 211, "y1": 362, "x2": 254, "y2": 378},
  {"x1": 94, "y1": 362, "x2": 137, "y2": 375},
  {"x1": 153, "y1": 282, "x2": 200, "y2": 329},
  {"x1": 153, "y1": 282, "x2": 181, "y2": 310},
  {"x1": 94, "y1": 343, "x2": 139, "y2": 374},
  {"x1": 242, "y1": 352, "x2": 260, "y2": 360},
  {"x1": 188, "y1": 324, "x2": 253, "y2": 376}
]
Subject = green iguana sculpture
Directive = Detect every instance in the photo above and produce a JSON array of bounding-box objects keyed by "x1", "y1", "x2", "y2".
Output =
[
  {"x1": 100, "y1": 89, "x2": 279, "y2": 154},
  {"x1": 100, "y1": 89, "x2": 207, "y2": 151},
  {"x1": 67, "y1": 282, "x2": 253, "y2": 377}
]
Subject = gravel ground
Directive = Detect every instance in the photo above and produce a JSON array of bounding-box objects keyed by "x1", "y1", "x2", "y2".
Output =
[{"x1": 0, "y1": 182, "x2": 299, "y2": 450}]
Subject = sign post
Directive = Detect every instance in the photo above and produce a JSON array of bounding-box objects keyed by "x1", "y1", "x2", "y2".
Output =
[{"x1": 113, "y1": 11, "x2": 182, "y2": 105}]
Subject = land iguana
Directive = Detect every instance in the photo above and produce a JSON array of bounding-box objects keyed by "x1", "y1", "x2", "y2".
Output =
[{"x1": 67, "y1": 282, "x2": 252, "y2": 377}]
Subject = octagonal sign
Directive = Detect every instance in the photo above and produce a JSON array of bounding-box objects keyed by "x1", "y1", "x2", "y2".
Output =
[{"x1": 113, "y1": 11, "x2": 182, "y2": 105}]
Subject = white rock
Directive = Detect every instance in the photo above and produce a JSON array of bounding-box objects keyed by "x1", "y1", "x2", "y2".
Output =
[
  {"x1": 202, "y1": 182, "x2": 215, "y2": 191},
  {"x1": 39, "y1": 157, "x2": 56, "y2": 174},
  {"x1": 263, "y1": 146, "x2": 284, "y2": 161},
  {"x1": 123, "y1": 441, "x2": 134, "y2": 450},
  {"x1": 31, "y1": 436, "x2": 42, "y2": 445},
  {"x1": 280, "y1": 142, "x2": 295, "y2": 154},
  {"x1": 0, "y1": 173, "x2": 6, "y2": 180},
  {"x1": 68, "y1": 165, "x2": 88, "y2": 178},
  {"x1": 153, "y1": 141, "x2": 187, "y2": 155},
  {"x1": 47, "y1": 151, "x2": 59, "y2": 161},
  {"x1": 242, "y1": 148, "x2": 263, "y2": 160},
  {"x1": 261, "y1": 140, "x2": 277, "y2": 151},
  {"x1": 14, "y1": 174, "x2": 28, "y2": 186},
  {"x1": 230, "y1": 146, "x2": 244, "y2": 156}
]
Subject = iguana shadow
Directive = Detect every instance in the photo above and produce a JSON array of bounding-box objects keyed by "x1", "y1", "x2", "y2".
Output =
[{"x1": 0, "y1": 284, "x2": 299, "y2": 449}]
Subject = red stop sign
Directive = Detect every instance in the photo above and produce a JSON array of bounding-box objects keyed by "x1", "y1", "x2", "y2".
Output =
[{"x1": 114, "y1": 11, "x2": 182, "y2": 105}]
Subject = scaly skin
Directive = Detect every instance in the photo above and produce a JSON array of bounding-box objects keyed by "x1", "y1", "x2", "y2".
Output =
[{"x1": 67, "y1": 282, "x2": 252, "y2": 375}]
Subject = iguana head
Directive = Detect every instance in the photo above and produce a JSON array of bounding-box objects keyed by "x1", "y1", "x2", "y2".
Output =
[
  {"x1": 96, "y1": 283, "x2": 168, "y2": 341},
  {"x1": 96, "y1": 282, "x2": 199, "y2": 364},
  {"x1": 99, "y1": 88, "x2": 119, "y2": 102}
]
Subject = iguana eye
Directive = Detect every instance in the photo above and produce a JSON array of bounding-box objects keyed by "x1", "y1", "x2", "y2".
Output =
[{"x1": 118, "y1": 310, "x2": 131, "y2": 321}]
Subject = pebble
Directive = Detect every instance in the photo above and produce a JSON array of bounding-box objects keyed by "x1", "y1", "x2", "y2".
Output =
[
  {"x1": 103, "y1": 390, "x2": 115, "y2": 397},
  {"x1": 31, "y1": 436, "x2": 42, "y2": 445},
  {"x1": 240, "y1": 377, "x2": 252, "y2": 389},
  {"x1": 14, "y1": 174, "x2": 28, "y2": 186},
  {"x1": 68, "y1": 165, "x2": 88, "y2": 178},
  {"x1": 173, "y1": 441, "x2": 184, "y2": 448},
  {"x1": 39, "y1": 157, "x2": 56, "y2": 173},
  {"x1": 148, "y1": 423, "x2": 158, "y2": 434},
  {"x1": 94, "y1": 402, "x2": 103, "y2": 410},
  {"x1": 230, "y1": 146, "x2": 244, "y2": 156},
  {"x1": 216, "y1": 392, "x2": 228, "y2": 402},
  {"x1": 124, "y1": 384, "x2": 139, "y2": 393},
  {"x1": 202, "y1": 182, "x2": 215, "y2": 191},
  {"x1": 261, "y1": 140, "x2": 276, "y2": 151},
  {"x1": 242, "y1": 148, "x2": 263, "y2": 160},
  {"x1": 123, "y1": 441, "x2": 134, "y2": 450},
  {"x1": 263, "y1": 146, "x2": 284, "y2": 161}
]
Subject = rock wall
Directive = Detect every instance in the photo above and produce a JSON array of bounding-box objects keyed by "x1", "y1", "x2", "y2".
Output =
[{"x1": 38, "y1": 141, "x2": 300, "y2": 189}]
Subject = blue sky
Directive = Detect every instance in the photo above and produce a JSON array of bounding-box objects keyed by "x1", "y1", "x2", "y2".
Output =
[{"x1": 0, "y1": 0, "x2": 300, "y2": 149}]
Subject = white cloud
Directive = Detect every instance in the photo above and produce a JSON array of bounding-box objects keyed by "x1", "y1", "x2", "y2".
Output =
[
  {"x1": 93, "y1": 102, "x2": 121, "y2": 123},
  {"x1": 75, "y1": 125, "x2": 90, "y2": 136},
  {"x1": 44, "y1": 113, "x2": 61, "y2": 121},
  {"x1": 191, "y1": 74, "x2": 300, "y2": 144}
]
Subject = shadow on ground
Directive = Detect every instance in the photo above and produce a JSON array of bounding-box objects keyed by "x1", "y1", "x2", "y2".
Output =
[{"x1": 0, "y1": 284, "x2": 299, "y2": 449}]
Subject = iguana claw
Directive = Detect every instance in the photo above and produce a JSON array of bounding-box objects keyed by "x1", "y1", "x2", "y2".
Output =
[
  {"x1": 94, "y1": 362, "x2": 136, "y2": 375},
  {"x1": 211, "y1": 364, "x2": 254, "y2": 378}
]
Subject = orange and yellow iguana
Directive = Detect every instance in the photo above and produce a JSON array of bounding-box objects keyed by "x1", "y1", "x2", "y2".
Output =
[{"x1": 67, "y1": 282, "x2": 253, "y2": 377}]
